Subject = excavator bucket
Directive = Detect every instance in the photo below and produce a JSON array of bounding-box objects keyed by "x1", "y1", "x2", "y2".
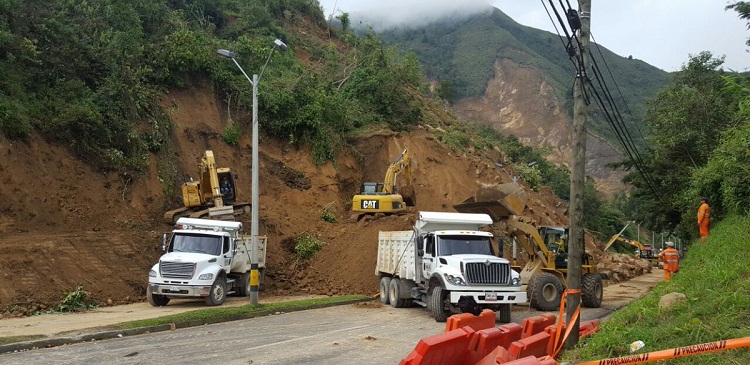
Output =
[
  {"x1": 400, "y1": 184, "x2": 416, "y2": 206},
  {"x1": 453, "y1": 182, "x2": 527, "y2": 220}
]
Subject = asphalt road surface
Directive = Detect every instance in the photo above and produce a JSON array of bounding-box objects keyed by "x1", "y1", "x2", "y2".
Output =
[{"x1": 0, "y1": 271, "x2": 662, "y2": 364}]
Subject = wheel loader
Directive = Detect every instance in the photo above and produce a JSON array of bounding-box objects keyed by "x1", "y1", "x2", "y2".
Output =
[
  {"x1": 350, "y1": 149, "x2": 416, "y2": 220},
  {"x1": 453, "y1": 182, "x2": 605, "y2": 311},
  {"x1": 163, "y1": 150, "x2": 251, "y2": 223}
]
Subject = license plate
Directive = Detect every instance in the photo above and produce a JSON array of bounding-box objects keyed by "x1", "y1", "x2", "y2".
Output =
[
  {"x1": 485, "y1": 292, "x2": 497, "y2": 301},
  {"x1": 170, "y1": 286, "x2": 180, "y2": 292}
]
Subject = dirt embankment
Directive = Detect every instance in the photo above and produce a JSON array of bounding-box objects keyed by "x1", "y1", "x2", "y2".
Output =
[{"x1": 0, "y1": 82, "x2": 643, "y2": 317}]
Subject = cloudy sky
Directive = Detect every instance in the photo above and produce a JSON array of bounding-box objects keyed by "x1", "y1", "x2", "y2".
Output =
[{"x1": 319, "y1": 0, "x2": 749, "y2": 72}]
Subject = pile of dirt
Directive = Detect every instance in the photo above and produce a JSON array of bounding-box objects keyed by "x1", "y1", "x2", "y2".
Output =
[{"x1": 0, "y1": 83, "x2": 631, "y2": 317}]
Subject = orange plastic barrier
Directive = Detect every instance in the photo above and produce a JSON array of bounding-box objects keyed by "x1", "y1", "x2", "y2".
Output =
[
  {"x1": 399, "y1": 327, "x2": 475, "y2": 365},
  {"x1": 521, "y1": 314, "x2": 557, "y2": 339},
  {"x1": 508, "y1": 331, "x2": 552, "y2": 360},
  {"x1": 544, "y1": 319, "x2": 600, "y2": 357},
  {"x1": 445, "y1": 309, "x2": 497, "y2": 332},
  {"x1": 474, "y1": 346, "x2": 511, "y2": 365},
  {"x1": 464, "y1": 323, "x2": 524, "y2": 364},
  {"x1": 497, "y1": 355, "x2": 558, "y2": 365},
  {"x1": 576, "y1": 336, "x2": 750, "y2": 365}
]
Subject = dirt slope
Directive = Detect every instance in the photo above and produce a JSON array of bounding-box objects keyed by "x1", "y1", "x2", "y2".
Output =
[{"x1": 0, "y1": 83, "x2": 572, "y2": 315}]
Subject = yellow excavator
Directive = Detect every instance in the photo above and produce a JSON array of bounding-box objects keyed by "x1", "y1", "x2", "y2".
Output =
[
  {"x1": 351, "y1": 149, "x2": 416, "y2": 217},
  {"x1": 163, "y1": 150, "x2": 251, "y2": 223},
  {"x1": 604, "y1": 233, "x2": 659, "y2": 263}
]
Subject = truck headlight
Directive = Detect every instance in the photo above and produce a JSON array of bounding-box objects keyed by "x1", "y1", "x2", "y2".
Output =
[
  {"x1": 198, "y1": 273, "x2": 214, "y2": 280},
  {"x1": 444, "y1": 274, "x2": 466, "y2": 286},
  {"x1": 512, "y1": 277, "x2": 521, "y2": 286},
  {"x1": 149, "y1": 270, "x2": 157, "y2": 278}
]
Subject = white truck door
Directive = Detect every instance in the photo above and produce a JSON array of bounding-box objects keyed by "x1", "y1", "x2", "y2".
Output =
[
  {"x1": 222, "y1": 236, "x2": 233, "y2": 270},
  {"x1": 421, "y1": 235, "x2": 436, "y2": 280}
]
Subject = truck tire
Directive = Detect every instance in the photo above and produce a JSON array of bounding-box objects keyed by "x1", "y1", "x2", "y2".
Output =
[
  {"x1": 237, "y1": 272, "x2": 250, "y2": 297},
  {"x1": 581, "y1": 273, "x2": 603, "y2": 308},
  {"x1": 497, "y1": 303, "x2": 512, "y2": 323},
  {"x1": 379, "y1": 277, "x2": 391, "y2": 305},
  {"x1": 205, "y1": 277, "x2": 227, "y2": 306},
  {"x1": 529, "y1": 272, "x2": 563, "y2": 311},
  {"x1": 388, "y1": 278, "x2": 407, "y2": 308},
  {"x1": 147, "y1": 290, "x2": 170, "y2": 307},
  {"x1": 430, "y1": 286, "x2": 450, "y2": 322}
]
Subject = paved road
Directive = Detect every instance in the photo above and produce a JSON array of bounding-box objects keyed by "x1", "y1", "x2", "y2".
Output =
[{"x1": 0, "y1": 271, "x2": 661, "y2": 364}]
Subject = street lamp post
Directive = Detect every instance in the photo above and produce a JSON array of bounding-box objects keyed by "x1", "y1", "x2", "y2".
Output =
[{"x1": 218, "y1": 39, "x2": 287, "y2": 306}]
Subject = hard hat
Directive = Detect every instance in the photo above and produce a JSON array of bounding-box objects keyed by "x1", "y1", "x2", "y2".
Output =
[{"x1": 666, "y1": 241, "x2": 675, "y2": 247}]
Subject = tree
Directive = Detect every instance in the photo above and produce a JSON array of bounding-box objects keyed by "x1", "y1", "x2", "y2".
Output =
[{"x1": 726, "y1": 2, "x2": 750, "y2": 46}]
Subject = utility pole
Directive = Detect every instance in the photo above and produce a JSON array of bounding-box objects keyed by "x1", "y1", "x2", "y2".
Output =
[{"x1": 566, "y1": 0, "x2": 591, "y2": 349}]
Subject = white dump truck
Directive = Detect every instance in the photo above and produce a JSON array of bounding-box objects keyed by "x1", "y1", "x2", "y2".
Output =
[
  {"x1": 147, "y1": 217, "x2": 266, "y2": 306},
  {"x1": 376, "y1": 211, "x2": 526, "y2": 322}
]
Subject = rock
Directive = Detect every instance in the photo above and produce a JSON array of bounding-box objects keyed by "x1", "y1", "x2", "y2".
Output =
[{"x1": 659, "y1": 292, "x2": 687, "y2": 309}]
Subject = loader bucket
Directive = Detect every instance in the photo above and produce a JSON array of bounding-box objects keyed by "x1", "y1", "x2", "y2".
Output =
[
  {"x1": 400, "y1": 184, "x2": 416, "y2": 206},
  {"x1": 453, "y1": 182, "x2": 528, "y2": 221}
]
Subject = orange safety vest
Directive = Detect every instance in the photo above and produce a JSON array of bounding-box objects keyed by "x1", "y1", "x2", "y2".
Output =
[{"x1": 659, "y1": 247, "x2": 680, "y2": 273}]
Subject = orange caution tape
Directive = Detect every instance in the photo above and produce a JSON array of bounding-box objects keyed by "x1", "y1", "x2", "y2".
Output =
[
  {"x1": 575, "y1": 336, "x2": 750, "y2": 365},
  {"x1": 551, "y1": 289, "x2": 581, "y2": 358}
]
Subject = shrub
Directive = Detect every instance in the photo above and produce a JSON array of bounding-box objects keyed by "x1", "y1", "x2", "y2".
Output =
[
  {"x1": 294, "y1": 233, "x2": 326, "y2": 259},
  {"x1": 53, "y1": 285, "x2": 97, "y2": 313},
  {"x1": 222, "y1": 121, "x2": 243, "y2": 146},
  {"x1": 321, "y1": 208, "x2": 336, "y2": 223}
]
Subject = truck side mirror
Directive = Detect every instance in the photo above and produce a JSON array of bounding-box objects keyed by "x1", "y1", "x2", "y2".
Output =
[
  {"x1": 417, "y1": 236, "x2": 424, "y2": 256},
  {"x1": 161, "y1": 234, "x2": 167, "y2": 254}
]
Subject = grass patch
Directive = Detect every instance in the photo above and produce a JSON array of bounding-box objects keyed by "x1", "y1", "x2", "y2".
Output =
[
  {"x1": 0, "y1": 335, "x2": 45, "y2": 346},
  {"x1": 116, "y1": 295, "x2": 368, "y2": 329},
  {"x1": 561, "y1": 214, "x2": 750, "y2": 364}
]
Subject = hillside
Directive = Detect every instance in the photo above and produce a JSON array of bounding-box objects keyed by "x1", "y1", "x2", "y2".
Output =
[
  {"x1": 379, "y1": 8, "x2": 671, "y2": 194},
  {"x1": 0, "y1": 81, "x2": 577, "y2": 312}
]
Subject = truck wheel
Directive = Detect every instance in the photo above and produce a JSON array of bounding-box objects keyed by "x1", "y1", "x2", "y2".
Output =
[
  {"x1": 582, "y1": 273, "x2": 603, "y2": 308},
  {"x1": 147, "y1": 290, "x2": 170, "y2": 307},
  {"x1": 497, "y1": 303, "x2": 512, "y2": 323},
  {"x1": 205, "y1": 277, "x2": 227, "y2": 306},
  {"x1": 430, "y1": 286, "x2": 450, "y2": 322},
  {"x1": 388, "y1": 279, "x2": 407, "y2": 308},
  {"x1": 379, "y1": 277, "x2": 391, "y2": 305},
  {"x1": 237, "y1": 272, "x2": 250, "y2": 297},
  {"x1": 529, "y1": 272, "x2": 563, "y2": 311}
]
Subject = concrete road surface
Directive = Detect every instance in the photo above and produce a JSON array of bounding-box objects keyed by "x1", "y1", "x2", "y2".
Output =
[{"x1": 0, "y1": 270, "x2": 662, "y2": 364}]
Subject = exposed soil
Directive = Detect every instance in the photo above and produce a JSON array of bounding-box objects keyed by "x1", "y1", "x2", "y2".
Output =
[{"x1": 0, "y1": 81, "x2": 630, "y2": 319}]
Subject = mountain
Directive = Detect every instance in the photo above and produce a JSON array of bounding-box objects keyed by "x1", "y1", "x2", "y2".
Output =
[{"x1": 379, "y1": 7, "x2": 671, "y2": 194}]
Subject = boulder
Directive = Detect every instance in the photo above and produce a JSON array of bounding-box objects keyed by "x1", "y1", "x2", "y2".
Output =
[{"x1": 659, "y1": 292, "x2": 687, "y2": 309}]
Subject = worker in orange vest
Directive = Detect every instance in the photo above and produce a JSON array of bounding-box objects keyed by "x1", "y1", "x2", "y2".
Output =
[
  {"x1": 697, "y1": 197, "x2": 711, "y2": 244},
  {"x1": 658, "y1": 241, "x2": 680, "y2": 281}
]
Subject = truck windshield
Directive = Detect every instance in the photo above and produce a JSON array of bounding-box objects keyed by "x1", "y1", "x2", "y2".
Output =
[
  {"x1": 437, "y1": 235, "x2": 493, "y2": 256},
  {"x1": 170, "y1": 233, "x2": 222, "y2": 256}
]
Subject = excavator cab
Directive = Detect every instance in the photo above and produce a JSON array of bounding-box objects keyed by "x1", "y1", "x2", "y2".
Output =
[{"x1": 217, "y1": 170, "x2": 237, "y2": 205}]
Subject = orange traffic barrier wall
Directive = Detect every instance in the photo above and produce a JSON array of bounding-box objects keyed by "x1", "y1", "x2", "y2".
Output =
[
  {"x1": 520, "y1": 314, "x2": 556, "y2": 339},
  {"x1": 497, "y1": 355, "x2": 558, "y2": 365},
  {"x1": 464, "y1": 323, "x2": 524, "y2": 364},
  {"x1": 474, "y1": 346, "x2": 511, "y2": 365},
  {"x1": 544, "y1": 319, "x2": 600, "y2": 356},
  {"x1": 508, "y1": 331, "x2": 552, "y2": 360},
  {"x1": 445, "y1": 309, "x2": 497, "y2": 332},
  {"x1": 399, "y1": 327, "x2": 475, "y2": 365}
]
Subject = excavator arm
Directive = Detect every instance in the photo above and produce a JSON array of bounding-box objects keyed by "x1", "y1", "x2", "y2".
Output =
[{"x1": 199, "y1": 151, "x2": 224, "y2": 208}]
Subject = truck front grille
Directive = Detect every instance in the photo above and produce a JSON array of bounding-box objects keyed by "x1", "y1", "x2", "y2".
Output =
[
  {"x1": 160, "y1": 261, "x2": 196, "y2": 279},
  {"x1": 464, "y1": 262, "x2": 511, "y2": 285}
]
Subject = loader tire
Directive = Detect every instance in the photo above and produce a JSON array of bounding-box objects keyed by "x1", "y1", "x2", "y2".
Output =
[
  {"x1": 388, "y1": 278, "x2": 407, "y2": 308},
  {"x1": 379, "y1": 277, "x2": 392, "y2": 305},
  {"x1": 205, "y1": 277, "x2": 227, "y2": 306},
  {"x1": 529, "y1": 272, "x2": 563, "y2": 311},
  {"x1": 147, "y1": 290, "x2": 170, "y2": 307},
  {"x1": 430, "y1": 286, "x2": 450, "y2": 322},
  {"x1": 581, "y1": 273, "x2": 603, "y2": 308}
]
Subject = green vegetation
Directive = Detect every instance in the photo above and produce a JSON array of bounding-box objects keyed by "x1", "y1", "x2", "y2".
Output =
[
  {"x1": 294, "y1": 233, "x2": 326, "y2": 259},
  {"x1": 117, "y1": 295, "x2": 367, "y2": 329},
  {"x1": 563, "y1": 215, "x2": 750, "y2": 364},
  {"x1": 51, "y1": 285, "x2": 98, "y2": 313},
  {"x1": 624, "y1": 52, "x2": 749, "y2": 241},
  {"x1": 0, "y1": 335, "x2": 45, "y2": 346},
  {"x1": 320, "y1": 208, "x2": 337, "y2": 223}
]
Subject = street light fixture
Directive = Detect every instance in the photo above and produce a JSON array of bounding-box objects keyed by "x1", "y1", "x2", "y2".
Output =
[{"x1": 217, "y1": 38, "x2": 287, "y2": 306}]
